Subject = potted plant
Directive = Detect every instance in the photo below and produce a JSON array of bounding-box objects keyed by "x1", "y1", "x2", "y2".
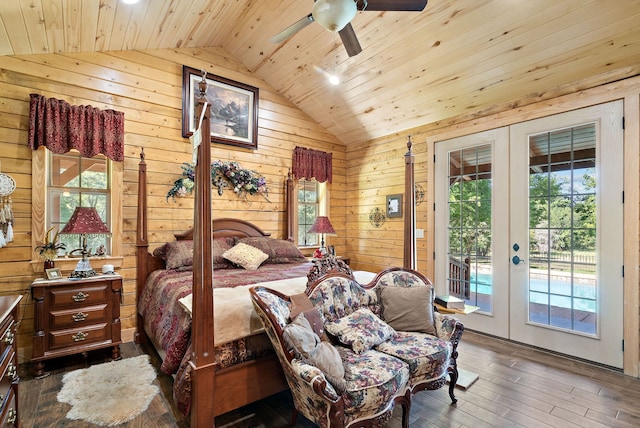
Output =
[{"x1": 35, "y1": 227, "x2": 66, "y2": 270}]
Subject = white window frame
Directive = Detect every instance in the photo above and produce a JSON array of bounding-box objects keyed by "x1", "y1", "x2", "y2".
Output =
[
  {"x1": 31, "y1": 148, "x2": 123, "y2": 273},
  {"x1": 294, "y1": 179, "x2": 329, "y2": 249}
]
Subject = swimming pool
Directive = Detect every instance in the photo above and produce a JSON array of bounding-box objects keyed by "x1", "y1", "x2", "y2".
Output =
[{"x1": 471, "y1": 272, "x2": 596, "y2": 312}]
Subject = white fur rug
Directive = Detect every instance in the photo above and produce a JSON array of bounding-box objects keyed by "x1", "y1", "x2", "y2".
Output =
[{"x1": 57, "y1": 355, "x2": 160, "y2": 426}]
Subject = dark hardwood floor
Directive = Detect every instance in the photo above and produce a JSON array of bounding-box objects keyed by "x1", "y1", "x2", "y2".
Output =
[{"x1": 19, "y1": 331, "x2": 640, "y2": 427}]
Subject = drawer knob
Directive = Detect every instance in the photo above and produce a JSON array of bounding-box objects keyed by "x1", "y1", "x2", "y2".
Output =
[
  {"x1": 6, "y1": 363, "x2": 16, "y2": 381},
  {"x1": 3, "y1": 330, "x2": 13, "y2": 345},
  {"x1": 72, "y1": 331, "x2": 88, "y2": 342},
  {"x1": 72, "y1": 312, "x2": 88, "y2": 322},
  {"x1": 7, "y1": 408, "x2": 16, "y2": 425},
  {"x1": 72, "y1": 291, "x2": 89, "y2": 302}
]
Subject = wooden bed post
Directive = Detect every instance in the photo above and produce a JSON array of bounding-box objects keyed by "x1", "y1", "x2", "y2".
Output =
[
  {"x1": 190, "y1": 74, "x2": 217, "y2": 427},
  {"x1": 286, "y1": 170, "x2": 295, "y2": 241},
  {"x1": 404, "y1": 136, "x2": 416, "y2": 269},
  {"x1": 135, "y1": 149, "x2": 149, "y2": 344}
]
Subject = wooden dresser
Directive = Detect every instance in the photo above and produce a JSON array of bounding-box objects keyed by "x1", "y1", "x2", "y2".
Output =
[
  {"x1": 0, "y1": 295, "x2": 22, "y2": 427},
  {"x1": 31, "y1": 275, "x2": 122, "y2": 378}
]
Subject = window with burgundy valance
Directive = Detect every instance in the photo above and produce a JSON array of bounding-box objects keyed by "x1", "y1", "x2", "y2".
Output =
[
  {"x1": 28, "y1": 94, "x2": 124, "y2": 269},
  {"x1": 292, "y1": 147, "x2": 332, "y2": 247}
]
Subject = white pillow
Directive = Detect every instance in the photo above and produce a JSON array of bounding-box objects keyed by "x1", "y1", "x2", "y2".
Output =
[{"x1": 222, "y1": 242, "x2": 268, "y2": 270}]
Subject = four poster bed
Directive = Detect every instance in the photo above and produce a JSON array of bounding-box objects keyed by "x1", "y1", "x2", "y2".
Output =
[{"x1": 135, "y1": 88, "x2": 418, "y2": 425}]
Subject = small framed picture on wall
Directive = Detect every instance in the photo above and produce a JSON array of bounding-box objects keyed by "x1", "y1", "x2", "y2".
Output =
[{"x1": 386, "y1": 194, "x2": 403, "y2": 218}]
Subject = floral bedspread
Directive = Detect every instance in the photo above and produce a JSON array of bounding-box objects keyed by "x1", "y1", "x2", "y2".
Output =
[{"x1": 137, "y1": 262, "x2": 312, "y2": 374}]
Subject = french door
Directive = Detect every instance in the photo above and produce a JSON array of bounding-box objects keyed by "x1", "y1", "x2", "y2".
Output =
[{"x1": 434, "y1": 102, "x2": 624, "y2": 367}]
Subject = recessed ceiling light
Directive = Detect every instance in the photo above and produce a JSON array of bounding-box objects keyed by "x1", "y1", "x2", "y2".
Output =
[
  {"x1": 122, "y1": 0, "x2": 139, "y2": 4},
  {"x1": 327, "y1": 74, "x2": 340, "y2": 85}
]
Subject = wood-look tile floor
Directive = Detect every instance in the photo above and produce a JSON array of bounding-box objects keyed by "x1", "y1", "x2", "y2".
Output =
[{"x1": 19, "y1": 331, "x2": 640, "y2": 427}]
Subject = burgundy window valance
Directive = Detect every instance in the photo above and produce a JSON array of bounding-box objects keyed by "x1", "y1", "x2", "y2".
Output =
[
  {"x1": 28, "y1": 94, "x2": 124, "y2": 162},
  {"x1": 292, "y1": 146, "x2": 332, "y2": 183}
]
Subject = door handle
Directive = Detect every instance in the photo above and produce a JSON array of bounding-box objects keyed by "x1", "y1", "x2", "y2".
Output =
[{"x1": 512, "y1": 255, "x2": 525, "y2": 265}]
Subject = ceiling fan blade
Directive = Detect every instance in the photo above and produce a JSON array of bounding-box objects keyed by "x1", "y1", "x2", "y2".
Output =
[
  {"x1": 270, "y1": 14, "x2": 314, "y2": 43},
  {"x1": 339, "y1": 23, "x2": 362, "y2": 57},
  {"x1": 356, "y1": 0, "x2": 428, "y2": 11}
]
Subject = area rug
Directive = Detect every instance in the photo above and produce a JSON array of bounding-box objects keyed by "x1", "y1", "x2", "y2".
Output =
[{"x1": 56, "y1": 355, "x2": 160, "y2": 426}]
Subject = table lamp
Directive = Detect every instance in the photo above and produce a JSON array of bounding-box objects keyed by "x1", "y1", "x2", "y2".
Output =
[
  {"x1": 308, "y1": 216, "x2": 336, "y2": 256},
  {"x1": 60, "y1": 206, "x2": 110, "y2": 278}
]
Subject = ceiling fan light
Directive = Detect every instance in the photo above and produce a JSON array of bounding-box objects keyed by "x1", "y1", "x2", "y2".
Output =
[{"x1": 312, "y1": 0, "x2": 357, "y2": 32}]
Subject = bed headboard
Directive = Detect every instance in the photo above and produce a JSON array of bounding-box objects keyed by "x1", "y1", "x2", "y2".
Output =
[{"x1": 175, "y1": 218, "x2": 271, "y2": 241}]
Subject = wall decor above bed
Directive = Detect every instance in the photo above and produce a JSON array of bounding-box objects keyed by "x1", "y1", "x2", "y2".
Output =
[
  {"x1": 166, "y1": 160, "x2": 269, "y2": 201},
  {"x1": 181, "y1": 65, "x2": 259, "y2": 149}
]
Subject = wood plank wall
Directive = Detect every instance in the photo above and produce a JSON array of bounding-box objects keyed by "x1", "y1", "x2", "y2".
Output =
[
  {"x1": 0, "y1": 47, "x2": 346, "y2": 363},
  {"x1": 346, "y1": 73, "x2": 640, "y2": 376}
]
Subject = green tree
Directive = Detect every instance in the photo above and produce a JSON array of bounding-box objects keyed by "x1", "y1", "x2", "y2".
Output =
[
  {"x1": 573, "y1": 170, "x2": 596, "y2": 250},
  {"x1": 449, "y1": 177, "x2": 492, "y2": 256}
]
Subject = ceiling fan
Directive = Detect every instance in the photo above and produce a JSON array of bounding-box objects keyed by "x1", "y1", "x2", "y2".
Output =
[{"x1": 270, "y1": 0, "x2": 428, "y2": 57}]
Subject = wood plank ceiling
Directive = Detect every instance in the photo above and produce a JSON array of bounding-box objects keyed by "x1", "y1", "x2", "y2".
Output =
[{"x1": 1, "y1": 0, "x2": 640, "y2": 145}]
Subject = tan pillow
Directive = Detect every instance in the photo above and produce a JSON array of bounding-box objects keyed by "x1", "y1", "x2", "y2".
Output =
[
  {"x1": 222, "y1": 243, "x2": 268, "y2": 270},
  {"x1": 378, "y1": 286, "x2": 436, "y2": 335},
  {"x1": 283, "y1": 313, "x2": 345, "y2": 385}
]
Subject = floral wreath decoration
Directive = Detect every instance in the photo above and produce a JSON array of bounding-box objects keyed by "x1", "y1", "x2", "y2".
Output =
[{"x1": 167, "y1": 160, "x2": 269, "y2": 202}]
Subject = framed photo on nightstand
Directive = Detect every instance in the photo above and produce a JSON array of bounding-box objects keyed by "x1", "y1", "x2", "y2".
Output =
[{"x1": 45, "y1": 268, "x2": 62, "y2": 280}]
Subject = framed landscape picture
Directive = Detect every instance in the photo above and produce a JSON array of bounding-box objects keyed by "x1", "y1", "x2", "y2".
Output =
[{"x1": 182, "y1": 65, "x2": 259, "y2": 149}]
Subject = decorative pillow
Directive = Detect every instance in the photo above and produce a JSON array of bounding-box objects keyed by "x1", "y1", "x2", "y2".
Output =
[
  {"x1": 324, "y1": 308, "x2": 396, "y2": 354},
  {"x1": 238, "y1": 237, "x2": 306, "y2": 264},
  {"x1": 153, "y1": 237, "x2": 237, "y2": 270},
  {"x1": 152, "y1": 243, "x2": 170, "y2": 261},
  {"x1": 378, "y1": 286, "x2": 436, "y2": 335},
  {"x1": 164, "y1": 240, "x2": 194, "y2": 270},
  {"x1": 212, "y1": 237, "x2": 237, "y2": 269},
  {"x1": 283, "y1": 312, "x2": 345, "y2": 386},
  {"x1": 222, "y1": 242, "x2": 268, "y2": 270}
]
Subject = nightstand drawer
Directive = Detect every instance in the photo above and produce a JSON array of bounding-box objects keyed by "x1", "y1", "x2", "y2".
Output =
[
  {"x1": 49, "y1": 323, "x2": 109, "y2": 350},
  {"x1": 49, "y1": 304, "x2": 109, "y2": 329},
  {"x1": 49, "y1": 284, "x2": 110, "y2": 308},
  {"x1": 0, "y1": 320, "x2": 15, "y2": 364},
  {"x1": 0, "y1": 388, "x2": 16, "y2": 427},
  {"x1": 48, "y1": 284, "x2": 109, "y2": 308},
  {"x1": 0, "y1": 349, "x2": 16, "y2": 400}
]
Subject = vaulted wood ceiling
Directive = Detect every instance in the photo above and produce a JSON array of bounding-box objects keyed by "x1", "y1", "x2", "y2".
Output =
[{"x1": 1, "y1": 0, "x2": 640, "y2": 145}]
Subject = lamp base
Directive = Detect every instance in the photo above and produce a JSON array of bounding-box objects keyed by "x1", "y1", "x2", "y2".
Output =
[
  {"x1": 69, "y1": 269, "x2": 98, "y2": 279},
  {"x1": 69, "y1": 258, "x2": 97, "y2": 279}
]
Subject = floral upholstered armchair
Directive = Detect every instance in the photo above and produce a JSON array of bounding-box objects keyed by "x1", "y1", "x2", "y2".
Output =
[{"x1": 250, "y1": 267, "x2": 464, "y2": 428}]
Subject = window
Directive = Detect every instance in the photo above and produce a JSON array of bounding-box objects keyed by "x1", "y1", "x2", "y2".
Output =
[
  {"x1": 31, "y1": 148, "x2": 123, "y2": 267},
  {"x1": 48, "y1": 151, "x2": 110, "y2": 255},
  {"x1": 297, "y1": 179, "x2": 329, "y2": 247},
  {"x1": 298, "y1": 180, "x2": 319, "y2": 246}
]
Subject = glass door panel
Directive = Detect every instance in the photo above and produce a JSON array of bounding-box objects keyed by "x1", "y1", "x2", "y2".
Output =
[
  {"x1": 527, "y1": 124, "x2": 597, "y2": 334},
  {"x1": 447, "y1": 145, "x2": 493, "y2": 312}
]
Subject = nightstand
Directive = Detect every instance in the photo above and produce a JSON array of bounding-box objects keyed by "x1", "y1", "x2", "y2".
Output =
[{"x1": 31, "y1": 275, "x2": 122, "y2": 378}]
